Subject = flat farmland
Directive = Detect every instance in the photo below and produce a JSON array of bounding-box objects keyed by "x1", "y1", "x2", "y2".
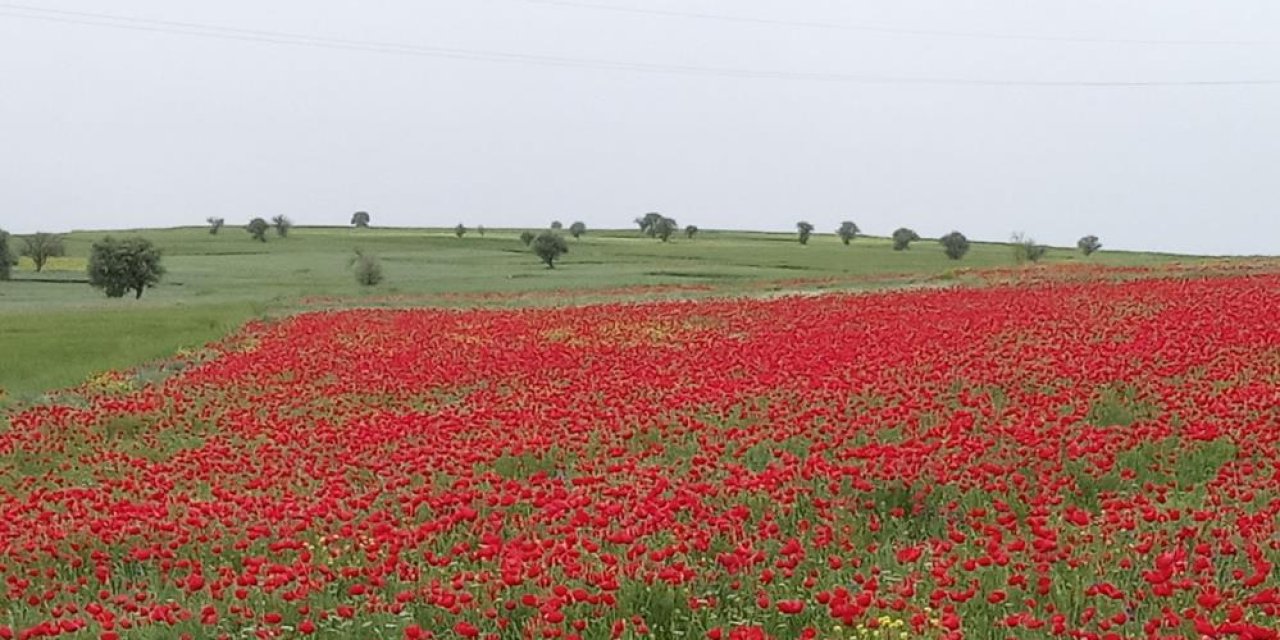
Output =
[{"x1": 3, "y1": 266, "x2": 1279, "y2": 639}]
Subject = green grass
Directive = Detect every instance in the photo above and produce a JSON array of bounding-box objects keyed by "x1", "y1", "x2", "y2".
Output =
[{"x1": 0, "y1": 225, "x2": 1195, "y2": 400}]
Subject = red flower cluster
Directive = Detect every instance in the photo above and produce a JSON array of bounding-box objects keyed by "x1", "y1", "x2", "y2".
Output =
[{"x1": 2, "y1": 271, "x2": 1280, "y2": 639}]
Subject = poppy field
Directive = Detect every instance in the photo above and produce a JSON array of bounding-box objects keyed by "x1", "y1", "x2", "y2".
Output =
[{"x1": 3, "y1": 269, "x2": 1280, "y2": 639}]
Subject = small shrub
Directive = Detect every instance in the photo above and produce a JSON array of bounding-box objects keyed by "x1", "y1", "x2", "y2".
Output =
[
  {"x1": 246, "y1": 218, "x2": 270, "y2": 242},
  {"x1": 1011, "y1": 232, "x2": 1046, "y2": 264},
  {"x1": 532, "y1": 232, "x2": 569, "y2": 268},
  {"x1": 477, "y1": 225, "x2": 486, "y2": 237},
  {"x1": 796, "y1": 221, "x2": 814, "y2": 245},
  {"x1": 1078, "y1": 235, "x2": 1102, "y2": 256},
  {"x1": 654, "y1": 218, "x2": 677, "y2": 242},
  {"x1": 0, "y1": 229, "x2": 16, "y2": 280},
  {"x1": 87, "y1": 236, "x2": 165, "y2": 299},
  {"x1": 454, "y1": 223, "x2": 467, "y2": 238},
  {"x1": 836, "y1": 221, "x2": 859, "y2": 245},
  {"x1": 519, "y1": 231, "x2": 536, "y2": 246},
  {"x1": 350, "y1": 250, "x2": 383, "y2": 286},
  {"x1": 272, "y1": 215, "x2": 293, "y2": 238},
  {"x1": 892, "y1": 227, "x2": 920, "y2": 251},
  {"x1": 939, "y1": 231, "x2": 970, "y2": 260}
]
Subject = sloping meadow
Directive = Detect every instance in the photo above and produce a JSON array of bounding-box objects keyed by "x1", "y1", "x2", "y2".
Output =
[{"x1": 2, "y1": 271, "x2": 1280, "y2": 639}]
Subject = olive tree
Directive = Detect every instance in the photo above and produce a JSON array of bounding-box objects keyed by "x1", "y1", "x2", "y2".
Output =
[
  {"x1": 939, "y1": 231, "x2": 970, "y2": 260},
  {"x1": 246, "y1": 217, "x2": 270, "y2": 242},
  {"x1": 796, "y1": 221, "x2": 814, "y2": 245},
  {"x1": 87, "y1": 237, "x2": 165, "y2": 299},
  {"x1": 569, "y1": 221, "x2": 586, "y2": 239},
  {"x1": 272, "y1": 215, "x2": 293, "y2": 238},
  {"x1": 892, "y1": 227, "x2": 921, "y2": 251},
  {"x1": 1078, "y1": 235, "x2": 1102, "y2": 256},
  {"x1": 532, "y1": 231, "x2": 569, "y2": 268},
  {"x1": 0, "y1": 229, "x2": 16, "y2": 281},
  {"x1": 351, "y1": 211, "x2": 371, "y2": 228},
  {"x1": 21, "y1": 232, "x2": 65, "y2": 272},
  {"x1": 207, "y1": 217, "x2": 225, "y2": 235},
  {"x1": 520, "y1": 231, "x2": 536, "y2": 246},
  {"x1": 836, "y1": 221, "x2": 860, "y2": 245}
]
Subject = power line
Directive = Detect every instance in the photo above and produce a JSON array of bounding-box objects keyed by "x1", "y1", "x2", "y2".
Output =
[
  {"x1": 506, "y1": 0, "x2": 1280, "y2": 47},
  {"x1": 2, "y1": 4, "x2": 1279, "y2": 87}
]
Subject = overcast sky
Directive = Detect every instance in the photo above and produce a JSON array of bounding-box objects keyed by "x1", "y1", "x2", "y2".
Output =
[{"x1": 2, "y1": 1, "x2": 1278, "y2": 254}]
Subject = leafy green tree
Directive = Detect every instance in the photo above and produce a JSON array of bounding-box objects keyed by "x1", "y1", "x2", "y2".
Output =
[
  {"x1": 272, "y1": 215, "x2": 292, "y2": 238},
  {"x1": 569, "y1": 221, "x2": 586, "y2": 239},
  {"x1": 520, "y1": 231, "x2": 536, "y2": 246},
  {"x1": 796, "y1": 221, "x2": 814, "y2": 245},
  {"x1": 550, "y1": 221, "x2": 564, "y2": 230},
  {"x1": 20, "y1": 233, "x2": 65, "y2": 273},
  {"x1": 654, "y1": 217, "x2": 677, "y2": 242},
  {"x1": 532, "y1": 231, "x2": 569, "y2": 268},
  {"x1": 477, "y1": 225, "x2": 486, "y2": 237},
  {"x1": 1011, "y1": 232, "x2": 1047, "y2": 264},
  {"x1": 350, "y1": 250, "x2": 383, "y2": 286},
  {"x1": 246, "y1": 218, "x2": 270, "y2": 242},
  {"x1": 0, "y1": 229, "x2": 16, "y2": 281},
  {"x1": 207, "y1": 217, "x2": 225, "y2": 235},
  {"x1": 1078, "y1": 235, "x2": 1102, "y2": 256},
  {"x1": 455, "y1": 223, "x2": 467, "y2": 238},
  {"x1": 836, "y1": 221, "x2": 860, "y2": 245},
  {"x1": 87, "y1": 237, "x2": 165, "y2": 299},
  {"x1": 635, "y1": 212, "x2": 664, "y2": 237},
  {"x1": 685, "y1": 225, "x2": 699, "y2": 239},
  {"x1": 892, "y1": 227, "x2": 920, "y2": 251},
  {"x1": 351, "y1": 211, "x2": 371, "y2": 228},
  {"x1": 940, "y1": 231, "x2": 970, "y2": 260}
]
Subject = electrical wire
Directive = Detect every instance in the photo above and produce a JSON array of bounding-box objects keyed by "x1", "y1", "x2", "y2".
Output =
[{"x1": 2, "y1": 4, "x2": 1278, "y2": 87}]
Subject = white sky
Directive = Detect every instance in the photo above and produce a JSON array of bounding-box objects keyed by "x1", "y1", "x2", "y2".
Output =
[{"x1": 2, "y1": 1, "x2": 1279, "y2": 254}]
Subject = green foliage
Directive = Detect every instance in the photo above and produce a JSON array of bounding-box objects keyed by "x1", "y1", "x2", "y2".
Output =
[
  {"x1": 940, "y1": 231, "x2": 970, "y2": 260},
  {"x1": 206, "y1": 217, "x2": 225, "y2": 235},
  {"x1": 892, "y1": 227, "x2": 921, "y2": 251},
  {"x1": 476, "y1": 225, "x2": 486, "y2": 237},
  {"x1": 20, "y1": 233, "x2": 66, "y2": 273},
  {"x1": 271, "y1": 215, "x2": 292, "y2": 238},
  {"x1": 350, "y1": 211, "x2": 370, "y2": 228},
  {"x1": 550, "y1": 220, "x2": 563, "y2": 230},
  {"x1": 532, "y1": 232, "x2": 569, "y2": 268},
  {"x1": 653, "y1": 217, "x2": 677, "y2": 242},
  {"x1": 836, "y1": 221, "x2": 860, "y2": 245},
  {"x1": 635, "y1": 212, "x2": 664, "y2": 236},
  {"x1": 685, "y1": 225, "x2": 699, "y2": 239},
  {"x1": 246, "y1": 218, "x2": 270, "y2": 242},
  {"x1": 796, "y1": 221, "x2": 814, "y2": 245},
  {"x1": 1011, "y1": 232, "x2": 1047, "y2": 264},
  {"x1": 1079, "y1": 235, "x2": 1102, "y2": 256},
  {"x1": 87, "y1": 237, "x2": 165, "y2": 299},
  {"x1": 350, "y1": 250, "x2": 383, "y2": 286},
  {"x1": 569, "y1": 221, "x2": 586, "y2": 239},
  {"x1": 519, "y1": 231, "x2": 536, "y2": 246},
  {"x1": 454, "y1": 223, "x2": 467, "y2": 238},
  {"x1": 0, "y1": 229, "x2": 15, "y2": 281}
]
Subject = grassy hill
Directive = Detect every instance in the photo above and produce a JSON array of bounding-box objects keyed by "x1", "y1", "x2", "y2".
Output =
[{"x1": 0, "y1": 225, "x2": 1193, "y2": 400}]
